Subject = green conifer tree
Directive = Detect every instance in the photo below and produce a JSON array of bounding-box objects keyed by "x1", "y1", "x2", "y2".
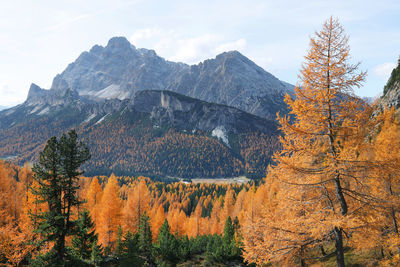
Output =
[
  {"x1": 119, "y1": 232, "x2": 143, "y2": 267},
  {"x1": 71, "y1": 209, "x2": 98, "y2": 261},
  {"x1": 90, "y1": 242, "x2": 103, "y2": 267},
  {"x1": 157, "y1": 219, "x2": 179, "y2": 264},
  {"x1": 30, "y1": 130, "x2": 90, "y2": 265},
  {"x1": 138, "y1": 213, "x2": 154, "y2": 265}
]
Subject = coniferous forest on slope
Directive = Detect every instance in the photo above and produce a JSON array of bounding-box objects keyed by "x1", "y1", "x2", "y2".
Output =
[{"x1": 1, "y1": 17, "x2": 400, "y2": 267}]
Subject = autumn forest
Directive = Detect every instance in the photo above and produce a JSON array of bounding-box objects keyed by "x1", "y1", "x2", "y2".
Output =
[{"x1": 1, "y1": 16, "x2": 400, "y2": 267}]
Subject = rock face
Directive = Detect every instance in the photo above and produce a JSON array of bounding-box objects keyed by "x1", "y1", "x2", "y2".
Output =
[
  {"x1": 379, "y1": 59, "x2": 400, "y2": 110},
  {"x1": 0, "y1": 89, "x2": 278, "y2": 178},
  {"x1": 1, "y1": 88, "x2": 275, "y2": 136},
  {"x1": 130, "y1": 90, "x2": 275, "y2": 134},
  {"x1": 43, "y1": 36, "x2": 292, "y2": 119}
]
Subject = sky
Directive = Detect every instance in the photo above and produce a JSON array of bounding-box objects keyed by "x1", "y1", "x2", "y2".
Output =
[{"x1": 0, "y1": 0, "x2": 399, "y2": 107}]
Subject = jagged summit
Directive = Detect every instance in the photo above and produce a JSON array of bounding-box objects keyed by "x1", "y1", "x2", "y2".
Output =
[
  {"x1": 25, "y1": 36, "x2": 292, "y2": 119},
  {"x1": 26, "y1": 83, "x2": 46, "y2": 99},
  {"x1": 106, "y1": 36, "x2": 134, "y2": 49}
]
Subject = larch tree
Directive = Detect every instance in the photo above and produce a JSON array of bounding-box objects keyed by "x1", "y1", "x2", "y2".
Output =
[
  {"x1": 151, "y1": 205, "x2": 166, "y2": 240},
  {"x1": 123, "y1": 179, "x2": 150, "y2": 234},
  {"x1": 85, "y1": 177, "x2": 103, "y2": 228},
  {"x1": 243, "y1": 17, "x2": 370, "y2": 267},
  {"x1": 221, "y1": 188, "x2": 235, "y2": 229},
  {"x1": 364, "y1": 108, "x2": 400, "y2": 260},
  {"x1": 98, "y1": 174, "x2": 122, "y2": 249}
]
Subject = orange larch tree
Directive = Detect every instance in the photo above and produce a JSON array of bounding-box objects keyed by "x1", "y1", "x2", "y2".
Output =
[
  {"x1": 98, "y1": 174, "x2": 122, "y2": 249},
  {"x1": 122, "y1": 178, "x2": 151, "y2": 233},
  {"x1": 85, "y1": 177, "x2": 103, "y2": 228},
  {"x1": 361, "y1": 108, "x2": 400, "y2": 261},
  {"x1": 243, "y1": 17, "x2": 370, "y2": 267}
]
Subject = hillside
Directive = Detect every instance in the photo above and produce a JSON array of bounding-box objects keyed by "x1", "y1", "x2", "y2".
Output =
[
  {"x1": 0, "y1": 90, "x2": 279, "y2": 179},
  {"x1": 379, "y1": 58, "x2": 400, "y2": 111}
]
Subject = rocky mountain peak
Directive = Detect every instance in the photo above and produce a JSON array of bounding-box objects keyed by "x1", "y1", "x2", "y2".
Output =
[
  {"x1": 215, "y1": 50, "x2": 248, "y2": 62},
  {"x1": 106, "y1": 36, "x2": 134, "y2": 50},
  {"x1": 26, "y1": 83, "x2": 48, "y2": 106},
  {"x1": 24, "y1": 36, "x2": 293, "y2": 119},
  {"x1": 27, "y1": 83, "x2": 45, "y2": 98}
]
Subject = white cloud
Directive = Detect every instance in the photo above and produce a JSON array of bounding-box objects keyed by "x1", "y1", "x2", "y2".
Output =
[
  {"x1": 169, "y1": 34, "x2": 219, "y2": 63},
  {"x1": 130, "y1": 28, "x2": 247, "y2": 64},
  {"x1": 130, "y1": 27, "x2": 162, "y2": 43},
  {"x1": 373, "y1": 62, "x2": 396, "y2": 79},
  {"x1": 0, "y1": 82, "x2": 24, "y2": 106},
  {"x1": 42, "y1": 13, "x2": 92, "y2": 32},
  {"x1": 215, "y1": 38, "x2": 247, "y2": 54}
]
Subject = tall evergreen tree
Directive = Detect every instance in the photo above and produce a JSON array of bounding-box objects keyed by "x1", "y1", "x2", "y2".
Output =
[
  {"x1": 90, "y1": 241, "x2": 103, "y2": 267},
  {"x1": 138, "y1": 212, "x2": 154, "y2": 265},
  {"x1": 222, "y1": 216, "x2": 235, "y2": 258},
  {"x1": 157, "y1": 219, "x2": 179, "y2": 264},
  {"x1": 30, "y1": 130, "x2": 90, "y2": 265},
  {"x1": 119, "y1": 232, "x2": 143, "y2": 267},
  {"x1": 70, "y1": 209, "x2": 98, "y2": 261}
]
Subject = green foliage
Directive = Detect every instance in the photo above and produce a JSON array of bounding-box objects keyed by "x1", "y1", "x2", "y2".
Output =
[
  {"x1": 138, "y1": 213, "x2": 154, "y2": 265},
  {"x1": 222, "y1": 216, "x2": 241, "y2": 260},
  {"x1": 30, "y1": 130, "x2": 90, "y2": 265},
  {"x1": 90, "y1": 241, "x2": 103, "y2": 267},
  {"x1": 177, "y1": 235, "x2": 191, "y2": 260},
  {"x1": 384, "y1": 58, "x2": 400, "y2": 95},
  {"x1": 118, "y1": 232, "x2": 143, "y2": 267},
  {"x1": 206, "y1": 235, "x2": 224, "y2": 263},
  {"x1": 70, "y1": 210, "x2": 98, "y2": 261},
  {"x1": 205, "y1": 217, "x2": 242, "y2": 264},
  {"x1": 157, "y1": 219, "x2": 180, "y2": 265}
]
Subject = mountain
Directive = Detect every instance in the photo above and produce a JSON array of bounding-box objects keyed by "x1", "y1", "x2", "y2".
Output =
[
  {"x1": 378, "y1": 58, "x2": 400, "y2": 111},
  {"x1": 0, "y1": 106, "x2": 7, "y2": 111},
  {"x1": 0, "y1": 36, "x2": 292, "y2": 178},
  {"x1": 0, "y1": 89, "x2": 279, "y2": 179},
  {"x1": 48, "y1": 36, "x2": 293, "y2": 119}
]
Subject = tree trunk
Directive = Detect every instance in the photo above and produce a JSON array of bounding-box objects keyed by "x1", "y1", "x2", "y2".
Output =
[
  {"x1": 334, "y1": 227, "x2": 345, "y2": 267},
  {"x1": 320, "y1": 245, "x2": 327, "y2": 256},
  {"x1": 334, "y1": 175, "x2": 348, "y2": 216},
  {"x1": 390, "y1": 207, "x2": 400, "y2": 257},
  {"x1": 55, "y1": 233, "x2": 66, "y2": 264}
]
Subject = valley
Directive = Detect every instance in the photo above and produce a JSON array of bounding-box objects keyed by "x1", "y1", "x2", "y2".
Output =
[{"x1": 0, "y1": 11, "x2": 399, "y2": 267}]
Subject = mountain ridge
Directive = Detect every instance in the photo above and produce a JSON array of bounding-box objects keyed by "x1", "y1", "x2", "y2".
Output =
[
  {"x1": 0, "y1": 89, "x2": 278, "y2": 178},
  {"x1": 27, "y1": 36, "x2": 292, "y2": 119}
]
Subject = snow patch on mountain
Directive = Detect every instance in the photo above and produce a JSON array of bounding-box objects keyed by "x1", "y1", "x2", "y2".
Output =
[
  {"x1": 80, "y1": 84, "x2": 130, "y2": 100},
  {"x1": 29, "y1": 105, "x2": 43, "y2": 114},
  {"x1": 212, "y1": 126, "x2": 229, "y2": 147},
  {"x1": 38, "y1": 107, "x2": 50, "y2": 115},
  {"x1": 82, "y1": 113, "x2": 97, "y2": 124},
  {"x1": 95, "y1": 114, "x2": 109, "y2": 125}
]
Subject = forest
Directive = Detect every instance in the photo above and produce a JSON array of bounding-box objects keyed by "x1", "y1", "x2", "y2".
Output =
[
  {"x1": 1, "y1": 17, "x2": 400, "y2": 267},
  {"x1": 0, "y1": 109, "x2": 279, "y2": 180}
]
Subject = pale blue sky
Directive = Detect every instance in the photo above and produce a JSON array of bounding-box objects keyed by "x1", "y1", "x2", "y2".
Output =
[{"x1": 0, "y1": 0, "x2": 399, "y2": 106}]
